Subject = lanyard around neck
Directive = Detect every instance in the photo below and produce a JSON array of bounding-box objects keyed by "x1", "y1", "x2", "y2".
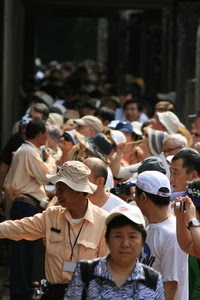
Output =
[{"x1": 68, "y1": 220, "x2": 85, "y2": 261}]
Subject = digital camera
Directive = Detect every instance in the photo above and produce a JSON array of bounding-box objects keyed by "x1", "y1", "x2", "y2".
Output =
[
  {"x1": 110, "y1": 181, "x2": 135, "y2": 195},
  {"x1": 175, "y1": 201, "x2": 186, "y2": 211}
]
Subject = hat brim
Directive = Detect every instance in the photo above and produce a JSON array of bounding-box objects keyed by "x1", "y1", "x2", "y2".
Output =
[
  {"x1": 74, "y1": 119, "x2": 86, "y2": 126},
  {"x1": 46, "y1": 174, "x2": 97, "y2": 194},
  {"x1": 190, "y1": 195, "x2": 200, "y2": 207},
  {"x1": 157, "y1": 112, "x2": 179, "y2": 134},
  {"x1": 166, "y1": 155, "x2": 174, "y2": 164},
  {"x1": 76, "y1": 133, "x2": 110, "y2": 163},
  {"x1": 106, "y1": 212, "x2": 124, "y2": 225},
  {"x1": 105, "y1": 205, "x2": 145, "y2": 227},
  {"x1": 128, "y1": 162, "x2": 142, "y2": 173},
  {"x1": 117, "y1": 127, "x2": 133, "y2": 134},
  {"x1": 170, "y1": 191, "x2": 186, "y2": 201},
  {"x1": 170, "y1": 191, "x2": 200, "y2": 207}
]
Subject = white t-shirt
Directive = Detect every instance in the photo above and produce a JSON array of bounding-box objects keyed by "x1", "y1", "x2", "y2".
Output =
[
  {"x1": 105, "y1": 166, "x2": 114, "y2": 189},
  {"x1": 140, "y1": 216, "x2": 188, "y2": 300},
  {"x1": 101, "y1": 193, "x2": 127, "y2": 212}
]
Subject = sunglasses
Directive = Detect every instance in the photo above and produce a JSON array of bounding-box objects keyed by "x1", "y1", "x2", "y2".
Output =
[{"x1": 62, "y1": 132, "x2": 73, "y2": 142}]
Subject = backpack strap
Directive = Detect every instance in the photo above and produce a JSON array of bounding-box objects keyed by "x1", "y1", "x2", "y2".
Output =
[
  {"x1": 80, "y1": 259, "x2": 100, "y2": 300},
  {"x1": 141, "y1": 264, "x2": 159, "y2": 291}
]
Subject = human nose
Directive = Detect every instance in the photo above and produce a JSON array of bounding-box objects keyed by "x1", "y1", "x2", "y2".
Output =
[{"x1": 121, "y1": 236, "x2": 130, "y2": 247}]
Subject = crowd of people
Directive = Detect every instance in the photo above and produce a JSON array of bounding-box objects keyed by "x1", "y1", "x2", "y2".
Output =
[{"x1": 0, "y1": 59, "x2": 200, "y2": 300}]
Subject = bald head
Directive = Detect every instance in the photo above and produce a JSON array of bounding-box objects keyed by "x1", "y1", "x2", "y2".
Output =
[{"x1": 83, "y1": 157, "x2": 108, "y2": 184}]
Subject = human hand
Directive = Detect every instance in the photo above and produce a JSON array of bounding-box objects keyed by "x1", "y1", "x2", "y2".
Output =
[
  {"x1": 174, "y1": 196, "x2": 197, "y2": 223},
  {"x1": 116, "y1": 142, "x2": 126, "y2": 157}
]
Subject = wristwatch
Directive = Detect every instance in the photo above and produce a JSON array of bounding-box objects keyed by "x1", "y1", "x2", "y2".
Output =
[{"x1": 187, "y1": 219, "x2": 200, "y2": 229}]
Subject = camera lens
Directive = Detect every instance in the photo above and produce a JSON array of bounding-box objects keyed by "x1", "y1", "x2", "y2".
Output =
[{"x1": 175, "y1": 202, "x2": 185, "y2": 211}]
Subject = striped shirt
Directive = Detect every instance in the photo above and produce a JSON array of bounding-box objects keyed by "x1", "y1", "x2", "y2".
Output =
[{"x1": 64, "y1": 256, "x2": 165, "y2": 299}]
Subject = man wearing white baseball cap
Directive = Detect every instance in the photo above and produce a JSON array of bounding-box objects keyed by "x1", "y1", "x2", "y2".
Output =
[{"x1": 134, "y1": 170, "x2": 188, "y2": 300}]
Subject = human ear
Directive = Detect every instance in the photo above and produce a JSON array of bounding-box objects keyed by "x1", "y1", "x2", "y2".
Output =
[
  {"x1": 141, "y1": 191, "x2": 148, "y2": 203},
  {"x1": 191, "y1": 170, "x2": 199, "y2": 180}
]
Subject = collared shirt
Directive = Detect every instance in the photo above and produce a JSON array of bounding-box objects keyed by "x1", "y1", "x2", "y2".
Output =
[
  {"x1": 64, "y1": 257, "x2": 165, "y2": 300},
  {"x1": 0, "y1": 200, "x2": 108, "y2": 283},
  {"x1": 4, "y1": 141, "x2": 57, "y2": 200}
]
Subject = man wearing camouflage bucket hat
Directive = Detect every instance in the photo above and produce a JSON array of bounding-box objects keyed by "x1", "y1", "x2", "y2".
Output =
[{"x1": 0, "y1": 161, "x2": 108, "y2": 300}]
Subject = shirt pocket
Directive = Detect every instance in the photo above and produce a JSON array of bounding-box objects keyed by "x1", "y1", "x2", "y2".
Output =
[
  {"x1": 46, "y1": 230, "x2": 64, "y2": 256},
  {"x1": 78, "y1": 239, "x2": 99, "y2": 259}
]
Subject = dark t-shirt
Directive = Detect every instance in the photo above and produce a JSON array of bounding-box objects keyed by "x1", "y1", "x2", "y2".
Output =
[{"x1": 0, "y1": 132, "x2": 24, "y2": 165}]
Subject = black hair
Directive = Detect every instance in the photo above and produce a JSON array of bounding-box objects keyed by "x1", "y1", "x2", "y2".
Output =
[
  {"x1": 171, "y1": 148, "x2": 200, "y2": 175},
  {"x1": 49, "y1": 106, "x2": 63, "y2": 115},
  {"x1": 135, "y1": 186, "x2": 170, "y2": 206},
  {"x1": 26, "y1": 119, "x2": 46, "y2": 139},
  {"x1": 31, "y1": 103, "x2": 50, "y2": 121},
  {"x1": 95, "y1": 107, "x2": 115, "y2": 123},
  {"x1": 123, "y1": 99, "x2": 144, "y2": 112},
  {"x1": 23, "y1": 94, "x2": 43, "y2": 108},
  {"x1": 105, "y1": 215, "x2": 146, "y2": 243},
  {"x1": 186, "y1": 178, "x2": 200, "y2": 214},
  {"x1": 187, "y1": 178, "x2": 200, "y2": 191}
]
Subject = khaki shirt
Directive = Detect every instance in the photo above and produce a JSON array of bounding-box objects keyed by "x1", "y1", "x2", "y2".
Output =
[
  {"x1": 0, "y1": 200, "x2": 108, "y2": 283},
  {"x1": 4, "y1": 141, "x2": 57, "y2": 200}
]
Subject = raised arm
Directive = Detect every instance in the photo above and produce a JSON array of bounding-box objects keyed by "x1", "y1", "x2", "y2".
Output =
[{"x1": 175, "y1": 196, "x2": 200, "y2": 257}]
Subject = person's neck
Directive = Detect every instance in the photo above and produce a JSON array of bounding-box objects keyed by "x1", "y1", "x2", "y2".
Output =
[
  {"x1": 88, "y1": 187, "x2": 109, "y2": 208},
  {"x1": 69, "y1": 198, "x2": 88, "y2": 219},
  {"x1": 107, "y1": 257, "x2": 136, "y2": 272},
  {"x1": 147, "y1": 206, "x2": 172, "y2": 224},
  {"x1": 59, "y1": 151, "x2": 71, "y2": 165},
  {"x1": 26, "y1": 139, "x2": 38, "y2": 148},
  {"x1": 107, "y1": 256, "x2": 136, "y2": 287}
]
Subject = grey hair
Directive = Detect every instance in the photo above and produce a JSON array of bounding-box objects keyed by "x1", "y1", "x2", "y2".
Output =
[
  {"x1": 47, "y1": 124, "x2": 61, "y2": 140},
  {"x1": 163, "y1": 133, "x2": 188, "y2": 147}
]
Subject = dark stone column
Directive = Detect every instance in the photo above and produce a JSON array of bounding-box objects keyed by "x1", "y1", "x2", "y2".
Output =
[
  {"x1": 160, "y1": 3, "x2": 177, "y2": 93},
  {"x1": 185, "y1": 78, "x2": 196, "y2": 128},
  {"x1": 23, "y1": 9, "x2": 36, "y2": 82},
  {"x1": 176, "y1": 2, "x2": 200, "y2": 123},
  {"x1": 1, "y1": 0, "x2": 24, "y2": 147},
  {"x1": 0, "y1": 1, "x2": 4, "y2": 148},
  {"x1": 107, "y1": 12, "x2": 123, "y2": 84},
  {"x1": 139, "y1": 10, "x2": 162, "y2": 102},
  {"x1": 195, "y1": 18, "x2": 200, "y2": 113}
]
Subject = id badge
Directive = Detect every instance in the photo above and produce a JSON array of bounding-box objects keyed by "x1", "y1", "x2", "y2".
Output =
[{"x1": 63, "y1": 261, "x2": 77, "y2": 272}]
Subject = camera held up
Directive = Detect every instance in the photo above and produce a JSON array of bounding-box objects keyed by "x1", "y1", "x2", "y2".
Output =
[
  {"x1": 110, "y1": 181, "x2": 135, "y2": 196},
  {"x1": 175, "y1": 201, "x2": 186, "y2": 211}
]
